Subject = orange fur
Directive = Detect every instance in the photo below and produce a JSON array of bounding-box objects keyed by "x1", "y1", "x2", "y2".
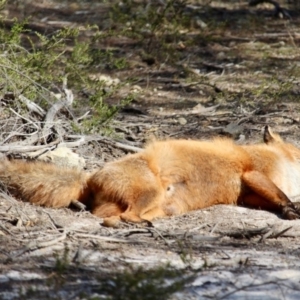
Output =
[
  {"x1": 1, "y1": 126, "x2": 300, "y2": 226},
  {"x1": 0, "y1": 159, "x2": 90, "y2": 208}
]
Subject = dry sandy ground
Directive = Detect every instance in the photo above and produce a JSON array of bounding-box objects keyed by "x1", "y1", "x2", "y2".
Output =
[{"x1": 1, "y1": 0, "x2": 300, "y2": 299}]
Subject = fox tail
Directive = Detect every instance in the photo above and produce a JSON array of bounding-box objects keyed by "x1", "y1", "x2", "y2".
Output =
[{"x1": 0, "y1": 158, "x2": 90, "y2": 208}]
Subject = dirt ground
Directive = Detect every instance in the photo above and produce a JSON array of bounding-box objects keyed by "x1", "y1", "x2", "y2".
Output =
[{"x1": 1, "y1": 1, "x2": 300, "y2": 299}]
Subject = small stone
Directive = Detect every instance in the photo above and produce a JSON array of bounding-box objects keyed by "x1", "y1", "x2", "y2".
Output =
[
  {"x1": 132, "y1": 85, "x2": 142, "y2": 91},
  {"x1": 195, "y1": 18, "x2": 207, "y2": 29},
  {"x1": 216, "y1": 51, "x2": 226, "y2": 60},
  {"x1": 178, "y1": 117, "x2": 187, "y2": 125}
]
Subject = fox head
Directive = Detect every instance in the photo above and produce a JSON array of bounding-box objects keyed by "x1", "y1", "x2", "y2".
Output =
[{"x1": 264, "y1": 125, "x2": 300, "y2": 163}]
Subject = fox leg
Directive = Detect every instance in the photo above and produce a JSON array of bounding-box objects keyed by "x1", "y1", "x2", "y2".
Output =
[
  {"x1": 241, "y1": 170, "x2": 300, "y2": 220},
  {"x1": 120, "y1": 210, "x2": 145, "y2": 223},
  {"x1": 119, "y1": 202, "x2": 166, "y2": 225},
  {"x1": 102, "y1": 216, "x2": 122, "y2": 227},
  {"x1": 241, "y1": 194, "x2": 278, "y2": 211},
  {"x1": 139, "y1": 206, "x2": 167, "y2": 221},
  {"x1": 92, "y1": 198, "x2": 165, "y2": 227},
  {"x1": 92, "y1": 202, "x2": 124, "y2": 218},
  {"x1": 92, "y1": 203, "x2": 124, "y2": 227},
  {"x1": 104, "y1": 204, "x2": 166, "y2": 227},
  {"x1": 93, "y1": 204, "x2": 154, "y2": 227},
  {"x1": 101, "y1": 211, "x2": 153, "y2": 228}
]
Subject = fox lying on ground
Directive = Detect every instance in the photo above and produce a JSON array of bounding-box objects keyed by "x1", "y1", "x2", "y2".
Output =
[{"x1": 1, "y1": 126, "x2": 300, "y2": 227}]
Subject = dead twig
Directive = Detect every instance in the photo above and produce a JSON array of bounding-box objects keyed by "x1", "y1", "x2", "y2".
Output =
[
  {"x1": 260, "y1": 225, "x2": 293, "y2": 242},
  {"x1": 219, "y1": 224, "x2": 293, "y2": 241},
  {"x1": 73, "y1": 233, "x2": 142, "y2": 244},
  {"x1": 98, "y1": 138, "x2": 142, "y2": 153},
  {"x1": 43, "y1": 211, "x2": 64, "y2": 230},
  {"x1": 219, "y1": 226, "x2": 270, "y2": 239},
  {"x1": 0, "y1": 140, "x2": 59, "y2": 153},
  {"x1": 14, "y1": 231, "x2": 67, "y2": 257}
]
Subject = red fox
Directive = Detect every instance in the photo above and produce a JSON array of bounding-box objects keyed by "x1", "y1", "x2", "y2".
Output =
[{"x1": 1, "y1": 126, "x2": 300, "y2": 227}]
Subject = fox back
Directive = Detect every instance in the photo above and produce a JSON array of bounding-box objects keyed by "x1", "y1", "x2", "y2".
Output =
[{"x1": 89, "y1": 127, "x2": 300, "y2": 224}]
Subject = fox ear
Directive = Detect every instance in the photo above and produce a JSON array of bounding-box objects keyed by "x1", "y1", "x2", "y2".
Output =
[{"x1": 263, "y1": 125, "x2": 283, "y2": 144}]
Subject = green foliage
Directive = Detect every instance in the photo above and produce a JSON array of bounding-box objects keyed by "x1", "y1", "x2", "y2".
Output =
[
  {"x1": 89, "y1": 47, "x2": 129, "y2": 70},
  {"x1": 54, "y1": 245, "x2": 70, "y2": 274},
  {"x1": 110, "y1": 0, "x2": 190, "y2": 63},
  {"x1": 81, "y1": 91, "x2": 136, "y2": 133},
  {"x1": 0, "y1": 7, "x2": 132, "y2": 132}
]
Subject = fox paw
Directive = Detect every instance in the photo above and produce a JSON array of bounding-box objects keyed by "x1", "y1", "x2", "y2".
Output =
[
  {"x1": 102, "y1": 216, "x2": 121, "y2": 227},
  {"x1": 101, "y1": 216, "x2": 153, "y2": 228},
  {"x1": 292, "y1": 202, "x2": 300, "y2": 214},
  {"x1": 282, "y1": 205, "x2": 300, "y2": 220}
]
